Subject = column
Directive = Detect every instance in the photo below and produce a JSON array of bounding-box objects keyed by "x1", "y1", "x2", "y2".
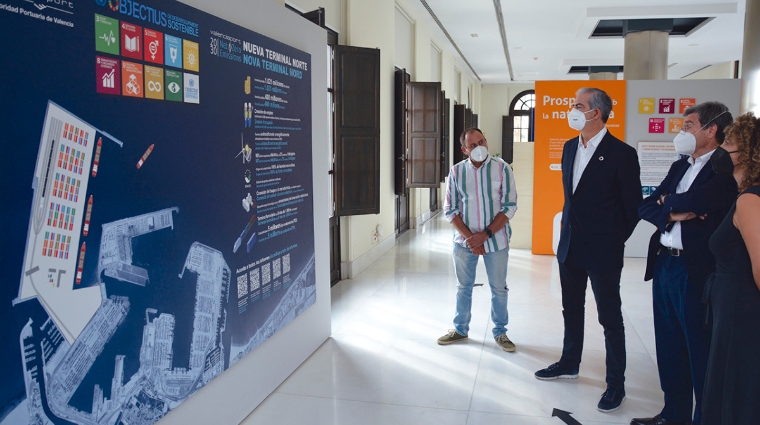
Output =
[
  {"x1": 624, "y1": 30, "x2": 669, "y2": 80},
  {"x1": 623, "y1": 19, "x2": 672, "y2": 80},
  {"x1": 589, "y1": 66, "x2": 619, "y2": 81},
  {"x1": 742, "y1": 0, "x2": 760, "y2": 113}
]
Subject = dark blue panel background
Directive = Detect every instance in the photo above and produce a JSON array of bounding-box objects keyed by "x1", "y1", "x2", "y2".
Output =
[{"x1": 0, "y1": 0, "x2": 314, "y2": 421}]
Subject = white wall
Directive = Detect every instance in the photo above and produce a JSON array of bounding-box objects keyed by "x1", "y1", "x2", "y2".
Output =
[
  {"x1": 284, "y1": 0, "x2": 343, "y2": 37},
  {"x1": 479, "y1": 83, "x2": 533, "y2": 151},
  {"x1": 431, "y1": 44, "x2": 442, "y2": 83},
  {"x1": 397, "y1": 2, "x2": 428, "y2": 225},
  {"x1": 395, "y1": 5, "x2": 415, "y2": 76},
  {"x1": 334, "y1": 0, "x2": 397, "y2": 276},
  {"x1": 509, "y1": 143, "x2": 534, "y2": 250},
  {"x1": 683, "y1": 61, "x2": 737, "y2": 79},
  {"x1": 480, "y1": 83, "x2": 535, "y2": 249},
  {"x1": 397, "y1": 0, "x2": 482, "y2": 228},
  {"x1": 282, "y1": 0, "x2": 482, "y2": 276},
  {"x1": 161, "y1": 1, "x2": 331, "y2": 424},
  {"x1": 283, "y1": 0, "x2": 477, "y2": 276}
]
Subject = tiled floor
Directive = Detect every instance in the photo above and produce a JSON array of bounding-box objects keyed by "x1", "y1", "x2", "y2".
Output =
[{"x1": 242, "y1": 213, "x2": 663, "y2": 424}]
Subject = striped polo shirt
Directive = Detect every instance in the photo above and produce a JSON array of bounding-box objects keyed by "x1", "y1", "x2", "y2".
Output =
[{"x1": 444, "y1": 155, "x2": 518, "y2": 253}]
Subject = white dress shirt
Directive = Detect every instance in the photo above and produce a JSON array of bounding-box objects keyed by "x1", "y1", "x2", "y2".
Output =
[
  {"x1": 572, "y1": 127, "x2": 607, "y2": 193},
  {"x1": 659, "y1": 149, "x2": 716, "y2": 250}
]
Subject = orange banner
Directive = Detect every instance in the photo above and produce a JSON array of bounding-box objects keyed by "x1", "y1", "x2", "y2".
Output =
[{"x1": 532, "y1": 80, "x2": 627, "y2": 255}]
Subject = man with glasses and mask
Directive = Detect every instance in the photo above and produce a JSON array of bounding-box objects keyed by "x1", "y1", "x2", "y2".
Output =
[
  {"x1": 438, "y1": 128, "x2": 518, "y2": 353},
  {"x1": 534, "y1": 87, "x2": 642, "y2": 413},
  {"x1": 632, "y1": 102, "x2": 737, "y2": 425}
]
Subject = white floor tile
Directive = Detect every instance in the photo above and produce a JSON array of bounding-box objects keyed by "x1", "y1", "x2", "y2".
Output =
[
  {"x1": 469, "y1": 348, "x2": 662, "y2": 422},
  {"x1": 466, "y1": 410, "x2": 629, "y2": 425},
  {"x1": 334, "y1": 296, "x2": 490, "y2": 341},
  {"x1": 275, "y1": 335, "x2": 483, "y2": 411},
  {"x1": 243, "y1": 213, "x2": 666, "y2": 424},
  {"x1": 371, "y1": 270, "x2": 459, "y2": 303},
  {"x1": 625, "y1": 308, "x2": 657, "y2": 354},
  {"x1": 243, "y1": 393, "x2": 469, "y2": 425}
]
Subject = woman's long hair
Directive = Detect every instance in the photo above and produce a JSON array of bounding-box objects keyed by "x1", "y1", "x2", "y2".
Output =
[{"x1": 724, "y1": 112, "x2": 760, "y2": 192}]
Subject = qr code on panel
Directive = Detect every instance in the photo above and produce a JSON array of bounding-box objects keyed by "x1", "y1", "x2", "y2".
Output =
[
  {"x1": 262, "y1": 262, "x2": 271, "y2": 285},
  {"x1": 273, "y1": 258, "x2": 281, "y2": 279},
  {"x1": 250, "y1": 267, "x2": 260, "y2": 291},
  {"x1": 237, "y1": 274, "x2": 248, "y2": 298},
  {"x1": 283, "y1": 253, "x2": 290, "y2": 273}
]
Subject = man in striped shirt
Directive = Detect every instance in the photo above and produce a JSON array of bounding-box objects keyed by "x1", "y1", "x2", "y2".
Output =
[{"x1": 437, "y1": 127, "x2": 518, "y2": 352}]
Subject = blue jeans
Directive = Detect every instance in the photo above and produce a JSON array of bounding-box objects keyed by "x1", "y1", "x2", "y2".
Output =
[{"x1": 452, "y1": 243, "x2": 510, "y2": 339}]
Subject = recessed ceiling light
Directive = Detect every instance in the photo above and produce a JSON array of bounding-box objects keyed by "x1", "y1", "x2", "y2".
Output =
[
  {"x1": 533, "y1": 57, "x2": 538, "y2": 60},
  {"x1": 514, "y1": 46, "x2": 522, "y2": 49},
  {"x1": 689, "y1": 43, "x2": 698, "y2": 47},
  {"x1": 471, "y1": 33, "x2": 478, "y2": 37}
]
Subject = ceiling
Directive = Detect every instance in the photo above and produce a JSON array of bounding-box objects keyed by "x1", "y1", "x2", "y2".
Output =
[{"x1": 402, "y1": 0, "x2": 746, "y2": 84}]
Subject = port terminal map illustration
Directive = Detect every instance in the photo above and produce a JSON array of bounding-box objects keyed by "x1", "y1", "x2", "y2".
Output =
[{"x1": 0, "y1": 1, "x2": 314, "y2": 423}]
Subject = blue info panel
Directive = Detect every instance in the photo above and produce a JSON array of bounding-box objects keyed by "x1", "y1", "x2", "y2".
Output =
[{"x1": 0, "y1": 0, "x2": 314, "y2": 423}]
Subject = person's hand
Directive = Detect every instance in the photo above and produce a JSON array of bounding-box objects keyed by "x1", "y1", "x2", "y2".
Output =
[
  {"x1": 657, "y1": 194, "x2": 668, "y2": 206},
  {"x1": 669, "y1": 211, "x2": 697, "y2": 222},
  {"x1": 470, "y1": 245, "x2": 486, "y2": 256},
  {"x1": 465, "y1": 232, "x2": 487, "y2": 250}
]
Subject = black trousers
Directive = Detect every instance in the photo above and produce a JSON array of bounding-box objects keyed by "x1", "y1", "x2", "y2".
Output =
[{"x1": 558, "y1": 256, "x2": 626, "y2": 390}]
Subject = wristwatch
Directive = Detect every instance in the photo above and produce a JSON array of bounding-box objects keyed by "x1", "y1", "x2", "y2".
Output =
[{"x1": 485, "y1": 228, "x2": 493, "y2": 238}]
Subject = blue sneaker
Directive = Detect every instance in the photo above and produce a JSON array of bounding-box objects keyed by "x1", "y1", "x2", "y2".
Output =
[{"x1": 597, "y1": 387, "x2": 625, "y2": 412}]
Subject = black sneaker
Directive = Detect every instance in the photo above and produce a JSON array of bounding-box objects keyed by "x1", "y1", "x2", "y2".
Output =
[
  {"x1": 597, "y1": 387, "x2": 625, "y2": 412},
  {"x1": 534, "y1": 362, "x2": 579, "y2": 380}
]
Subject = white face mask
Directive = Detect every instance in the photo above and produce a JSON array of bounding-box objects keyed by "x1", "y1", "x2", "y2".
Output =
[
  {"x1": 673, "y1": 110, "x2": 730, "y2": 156},
  {"x1": 567, "y1": 108, "x2": 594, "y2": 131},
  {"x1": 673, "y1": 130, "x2": 697, "y2": 155},
  {"x1": 469, "y1": 145, "x2": 489, "y2": 162}
]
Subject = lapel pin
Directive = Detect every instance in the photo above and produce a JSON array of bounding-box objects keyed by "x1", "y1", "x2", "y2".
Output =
[{"x1": 599, "y1": 156, "x2": 604, "y2": 161}]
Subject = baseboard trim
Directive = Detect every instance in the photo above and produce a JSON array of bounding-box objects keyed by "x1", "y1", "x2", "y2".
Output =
[{"x1": 340, "y1": 235, "x2": 396, "y2": 279}]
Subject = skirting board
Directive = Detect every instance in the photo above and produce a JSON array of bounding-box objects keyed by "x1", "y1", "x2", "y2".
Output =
[
  {"x1": 412, "y1": 209, "x2": 432, "y2": 229},
  {"x1": 340, "y1": 234, "x2": 396, "y2": 279}
]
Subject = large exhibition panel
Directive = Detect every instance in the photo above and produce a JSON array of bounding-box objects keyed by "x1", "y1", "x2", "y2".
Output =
[{"x1": 0, "y1": 0, "x2": 327, "y2": 423}]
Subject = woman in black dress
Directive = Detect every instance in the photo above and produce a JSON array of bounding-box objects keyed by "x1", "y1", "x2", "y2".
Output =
[{"x1": 702, "y1": 112, "x2": 760, "y2": 424}]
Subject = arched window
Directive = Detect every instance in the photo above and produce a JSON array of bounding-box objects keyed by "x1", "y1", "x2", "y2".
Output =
[{"x1": 509, "y1": 90, "x2": 535, "y2": 142}]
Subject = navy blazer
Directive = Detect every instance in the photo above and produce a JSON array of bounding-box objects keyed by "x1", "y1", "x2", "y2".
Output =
[
  {"x1": 556, "y1": 131, "x2": 642, "y2": 271},
  {"x1": 639, "y1": 155, "x2": 738, "y2": 284}
]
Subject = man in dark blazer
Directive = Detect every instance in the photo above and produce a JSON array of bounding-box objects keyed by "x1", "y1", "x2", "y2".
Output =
[
  {"x1": 631, "y1": 102, "x2": 737, "y2": 425},
  {"x1": 534, "y1": 87, "x2": 642, "y2": 414}
]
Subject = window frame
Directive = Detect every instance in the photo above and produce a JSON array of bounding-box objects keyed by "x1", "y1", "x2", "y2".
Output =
[{"x1": 509, "y1": 90, "x2": 535, "y2": 143}]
